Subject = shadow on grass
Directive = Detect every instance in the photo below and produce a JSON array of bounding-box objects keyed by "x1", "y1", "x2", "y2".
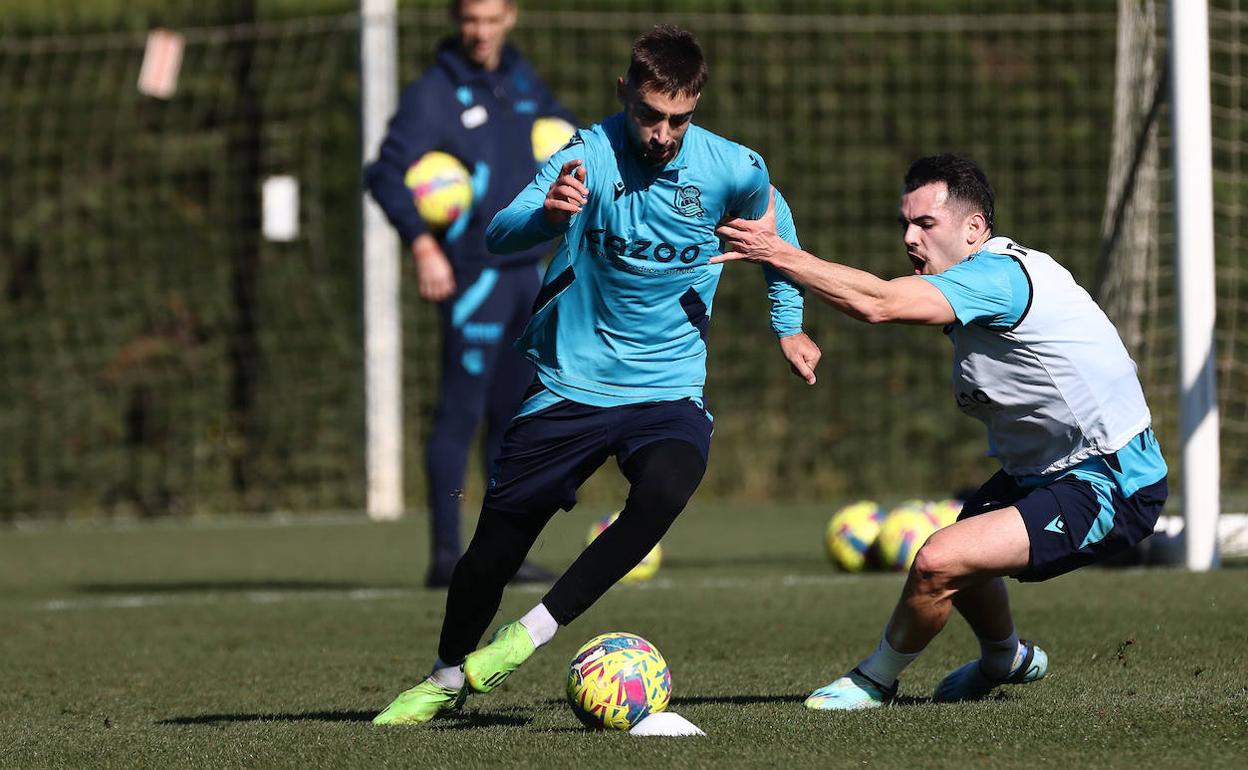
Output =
[
  {"x1": 673, "y1": 694, "x2": 933, "y2": 707},
  {"x1": 159, "y1": 710, "x2": 376, "y2": 725},
  {"x1": 543, "y1": 693, "x2": 937, "y2": 708},
  {"x1": 542, "y1": 693, "x2": 813, "y2": 707},
  {"x1": 427, "y1": 711, "x2": 532, "y2": 730},
  {"x1": 76, "y1": 580, "x2": 399, "y2": 594},
  {"x1": 160, "y1": 708, "x2": 534, "y2": 729},
  {"x1": 672, "y1": 694, "x2": 805, "y2": 706},
  {"x1": 161, "y1": 695, "x2": 942, "y2": 727}
]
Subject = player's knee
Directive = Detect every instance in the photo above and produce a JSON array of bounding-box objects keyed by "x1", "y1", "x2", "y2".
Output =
[
  {"x1": 455, "y1": 539, "x2": 524, "y2": 587},
  {"x1": 456, "y1": 512, "x2": 529, "y2": 580},
  {"x1": 625, "y1": 442, "x2": 706, "y2": 515},
  {"x1": 632, "y1": 474, "x2": 698, "y2": 522},
  {"x1": 910, "y1": 539, "x2": 956, "y2": 595},
  {"x1": 450, "y1": 546, "x2": 486, "y2": 584}
]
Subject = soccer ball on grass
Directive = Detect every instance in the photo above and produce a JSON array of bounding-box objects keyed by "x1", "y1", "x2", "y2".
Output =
[
  {"x1": 927, "y1": 498, "x2": 964, "y2": 529},
  {"x1": 587, "y1": 512, "x2": 662, "y2": 583},
  {"x1": 567, "y1": 632, "x2": 671, "y2": 730},
  {"x1": 824, "y1": 500, "x2": 885, "y2": 572},
  {"x1": 875, "y1": 502, "x2": 941, "y2": 571}
]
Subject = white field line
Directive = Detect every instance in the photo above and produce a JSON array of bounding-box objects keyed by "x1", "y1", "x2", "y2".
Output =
[
  {"x1": 31, "y1": 573, "x2": 870, "y2": 613},
  {"x1": 20, "y1": 516, "x2": 1246, "y2": 613}
]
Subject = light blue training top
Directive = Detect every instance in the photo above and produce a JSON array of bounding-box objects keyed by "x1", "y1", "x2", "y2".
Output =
[
  {"x1": 921, "y1": 248, "x2": 1032, "y2": 331},
  {"x1": 488, "y1": 113, "x2": 804, "y2": 408}
]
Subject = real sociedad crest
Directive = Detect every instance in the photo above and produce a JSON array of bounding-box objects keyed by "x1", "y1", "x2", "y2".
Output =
[{"x1": 675, "y1": 185, "x2": 703, "y2": 218}]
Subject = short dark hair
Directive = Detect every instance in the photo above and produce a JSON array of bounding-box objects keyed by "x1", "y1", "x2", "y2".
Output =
[
  {"x1": 626, "y1": 25, "x2": 708, "y2": 97},
  {"x1": 904, "y1": 154, "x2": 995, "y2": 231},
  {"x1": 450, "y1": 0, "x2": 514, "y2": 17}
]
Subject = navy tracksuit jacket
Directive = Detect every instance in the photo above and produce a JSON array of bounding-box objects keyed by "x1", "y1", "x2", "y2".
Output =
[{"x1": 365, "y1": 38, "x2": 575, "y2": 565}]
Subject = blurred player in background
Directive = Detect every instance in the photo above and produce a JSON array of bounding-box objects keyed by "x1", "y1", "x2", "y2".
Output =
[
  {"x1": 372, "y1": 24, "x2": 821, "y2": 725},
  {"x1": 365, "y1": 0, "x2": 575, "y2": 588},
  {"x1": 714, "y1": 154, "x2": 1168, "y2": 709}
]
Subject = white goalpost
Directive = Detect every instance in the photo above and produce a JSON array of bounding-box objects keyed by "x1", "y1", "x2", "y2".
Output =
[
  {"x1": 361, "y1": 0, "x2": 404, "y2": 521},
  {"x1": 1169, "y1": 0, "x2": 1221, "y2": 570},
  {"x1": 1105, "y1": 1, "x2": 1224, "y2": 569}
]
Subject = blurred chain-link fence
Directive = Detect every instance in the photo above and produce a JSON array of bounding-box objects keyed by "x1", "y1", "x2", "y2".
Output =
[{"x1": 1, "y1": 1, "x2": 1240, "y2": 520}]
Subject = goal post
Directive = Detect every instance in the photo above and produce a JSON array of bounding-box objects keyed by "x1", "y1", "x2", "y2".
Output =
[
  {"x1": 1169, "y1": 0, "x2": 1221, "y2": 570},
  {"x1": 361, "y1": 0, "x2": 404, "y2": 521}
]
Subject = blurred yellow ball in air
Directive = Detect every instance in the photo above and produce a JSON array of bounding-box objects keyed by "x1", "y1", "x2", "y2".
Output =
[
  {"x1": 404, "y1": 151, "x2": 472, "y2": 230},
  {"x1": 532, "y1": 116, "x2": 577, "y2": 165}
]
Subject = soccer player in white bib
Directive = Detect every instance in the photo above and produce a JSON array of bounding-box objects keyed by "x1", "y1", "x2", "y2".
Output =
[{"x1": 713, "y1": 154, "x2": 1168, "y2": 709}]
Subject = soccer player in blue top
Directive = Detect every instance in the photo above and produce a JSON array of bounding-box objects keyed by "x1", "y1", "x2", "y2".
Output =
[
  {"x1": 372, "y1": 24, "x2": 821, "y2": 725},
  {"x1": 365, "y1": 0, "x2": 575, "y2": 588},
  {"x1": 715, "y1": 154, "x2": 1168, "y2": 709}
]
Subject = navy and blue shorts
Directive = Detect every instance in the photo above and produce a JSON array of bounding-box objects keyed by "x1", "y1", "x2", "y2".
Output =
[
  {"x1": 959, "y1": 438, "x2": 1169, "y2": 582},
  {"x1": 483, "y1": 391, "x2": 713, "y2": 514}
]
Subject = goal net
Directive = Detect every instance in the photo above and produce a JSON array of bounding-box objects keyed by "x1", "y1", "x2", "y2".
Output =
[
  {"x1": 0, "y1": 12, "x2": 365, "y2": 517},
  {"x1": 6, "y1": 1, "x2": 1238, "y2": 520},
  {"x1": 1100, "y1": 0, "x2": 1244, "y2": 512}
]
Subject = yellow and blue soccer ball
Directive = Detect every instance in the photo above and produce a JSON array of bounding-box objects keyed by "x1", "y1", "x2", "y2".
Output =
[
  {"x1": 825, "y1": 500, "x2": 885, "y2": 572},
  {"x1": 404, "y1": 150, "x2": 472, "y2": 230},
  {"x1": 531, "y1": 116, "x2": 576, "y2": 165},
  {"x1": 567, "y1": 632, "x2": 672, "y2": 730},
  {"x1": 587, "y1": 512, "x2": 662, "y2": 583},
  {"x1": 928, "y1": 498, "x2": 964, "y2": 529},
  {"x1": 875, "y1": 502, "x2": 941, "y2": 572},
  {"x1": 891, "y1": 498, "x2": 931, "y2": 518}
]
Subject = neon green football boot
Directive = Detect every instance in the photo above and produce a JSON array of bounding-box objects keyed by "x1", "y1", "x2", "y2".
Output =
[
  {"x1": 372, "y1": 677, "x2": 466, "y2": 725},
  {"x1": 463, "y1": 622, "x2": 536, "y2": 693}
]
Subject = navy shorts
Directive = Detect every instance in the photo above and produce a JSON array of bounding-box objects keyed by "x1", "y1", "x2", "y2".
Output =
[
  {"x1": 483, "y1": 393, "x2": 713, "y2": 514},
  {"x1": 959, "y1": 463, "x2": 1168, "y2": 583}
]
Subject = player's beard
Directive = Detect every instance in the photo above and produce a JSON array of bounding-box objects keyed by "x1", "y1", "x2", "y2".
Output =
[{"x1": 641, "y1": 140, "x2": 677, "y2": 166}]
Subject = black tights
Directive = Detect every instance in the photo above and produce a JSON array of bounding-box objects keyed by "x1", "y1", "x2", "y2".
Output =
[{"x1": 437, "y1": 439, "x2": 706, "y2": 664}]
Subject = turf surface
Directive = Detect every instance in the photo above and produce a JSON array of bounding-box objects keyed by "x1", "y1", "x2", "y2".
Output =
[{"x1": 2, "y1": 504, "x2": 1245, "y2": 768}]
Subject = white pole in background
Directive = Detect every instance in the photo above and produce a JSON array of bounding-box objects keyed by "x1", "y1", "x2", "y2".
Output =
[
  {"x1": 1169, "y1": 0, "x2": 1220, "y2": 569},
  {"x1": 361, "y1": 0, "x2": 404, "y2": 521}
]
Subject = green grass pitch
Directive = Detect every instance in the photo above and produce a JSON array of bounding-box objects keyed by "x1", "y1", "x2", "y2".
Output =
[{"x1": 2, "y1": 503, "x2": 1245, "y2": 768}]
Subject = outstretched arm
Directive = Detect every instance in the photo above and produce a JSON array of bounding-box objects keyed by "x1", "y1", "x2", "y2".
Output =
[{"x1": 714, "y1": 200, "x2": 955, "y2": 326}]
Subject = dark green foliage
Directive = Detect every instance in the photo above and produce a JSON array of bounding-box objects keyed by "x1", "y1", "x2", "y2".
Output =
[{"x1": 1, "y1": 1, "x2": 1243, "y2": 519}]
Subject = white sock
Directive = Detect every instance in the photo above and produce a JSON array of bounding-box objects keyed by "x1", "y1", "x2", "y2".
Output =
[
  {"x1": 855, "y1": 630, "x2": 921, "y2": 686},
  {"x1": 978, "y1": 630, "x2": 1022, "y2": 679},
  {"x1": 519, "y1": 602, "x2": 559, "y2": 647},
  {"x1": 429, "y1": 657, "x2": 465, "y2": 690}
]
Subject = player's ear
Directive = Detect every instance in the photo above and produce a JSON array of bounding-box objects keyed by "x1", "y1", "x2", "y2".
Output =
[
  {"x1": 966, "y1": 210, "x2": 987, "y2": 244},
  {"x1": 616, "y1": 77, "x2": 629, "y2": 106},
  {"x1": 502, "y1": 2, "x2": 517, "y2": 31}
]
